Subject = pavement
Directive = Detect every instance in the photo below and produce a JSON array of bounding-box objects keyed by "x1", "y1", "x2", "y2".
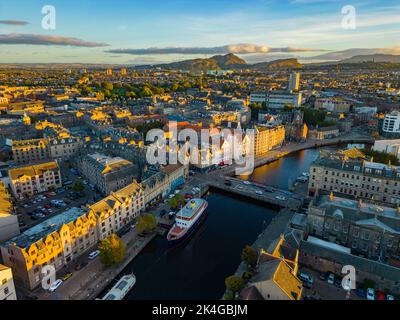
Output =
[{"x1": 33, "y1": 225, "x2": 155, "y2": 300}]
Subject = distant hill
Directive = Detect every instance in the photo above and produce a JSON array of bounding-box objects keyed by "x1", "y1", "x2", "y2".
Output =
[
  {"x1": 250, "y1": 58, "x2": 302, "y2": 70},
  {"x1": 154, "y1": 54, "x2": 302, "y2": 71},
  {"x1": 339, "y1": 54, "x2": 400, "y2": 64}
]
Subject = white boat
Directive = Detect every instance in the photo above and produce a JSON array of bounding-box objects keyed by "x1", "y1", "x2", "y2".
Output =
[
  {"x1": 167, "y1": 198, "x2": 208, "y2": 246},
  {"x1": 102, "y1": 274, "x2": 136, "y2": 300}
]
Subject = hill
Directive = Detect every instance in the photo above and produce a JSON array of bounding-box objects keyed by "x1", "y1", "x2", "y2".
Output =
[{"x1": 155, "y1": 54, "x2": 302, "y2": 71}]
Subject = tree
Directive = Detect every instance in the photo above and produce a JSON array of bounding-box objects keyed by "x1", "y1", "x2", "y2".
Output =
[
  {"x1": 99, "y1": 234, "x2": 126, "y2": 267},
  {"x1": 168, "y1": 194, "x2": 185, "y2": 210},
  {"x1": 72, "y1": 182, "x2": 85, "y2": 193},
  {"x1": 225, "y1": 275, "x2": 245, "y2": 293},
  {"x1": 241, "y1": 245, "x2": 258, "y2": 268},
  {"x1": 136, "y1": 214, "x2": 157, "y2": 234}
]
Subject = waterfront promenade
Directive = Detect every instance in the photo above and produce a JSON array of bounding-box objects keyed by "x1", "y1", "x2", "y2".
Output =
[{"x1": 36, "y1": 228, "x2": 156, "y2": 300}]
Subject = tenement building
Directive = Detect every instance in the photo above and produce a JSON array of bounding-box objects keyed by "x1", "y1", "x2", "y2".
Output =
[
  {"x1": 77, "y1": 153, "x2": 138, "y2": 196},
  {"x1": 12, "y1": 138, "x2": 51, "y2": 164},
  {"x1": 0, "y1": 264, "x2": 17, "y2": 300},
  {"x1": 8, "y1": 161, "x2": 62, "y2": 200},
  {"x1": 0, "y1": 182, "x2": 19, "y2": 242},
  {"x1": 0, "y1": 208, "x2": 98, "y2": 290},
  {"x1": 307, "y1": 194, "x2": 400, "y2": 262},
  {"x1": 308, "y1": 152, "x2": 400, "y2": 206},
  {"x1": 88, "y1": 181, "x2": 144, "y2": 240},
  {"x1": 254, "y1": 125, "x2": 285, "y2": 156}
]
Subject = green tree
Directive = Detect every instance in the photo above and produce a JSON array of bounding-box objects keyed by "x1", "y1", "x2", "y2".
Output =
[
  {"x1": 103, "y1": 81, "x2": 114, "y2": 91},
  {"x1": 136, "y1": 214, "x2": 157, "y2": 234},
  {"x1": 168, "y1": 194, "x2": 185, "y2": 210},
  {"x1": 99, "y1": 234, "x2": 126, "y2": 267},
  {"x1": 241, "y1": 245, "x2": 258, "y2": 268},
  {"x1": 72, "y1": 182, "x2": 85, "y2": 193},
  {"x1": 225, "y1": 275, "x2": 245, "y2": 293}
]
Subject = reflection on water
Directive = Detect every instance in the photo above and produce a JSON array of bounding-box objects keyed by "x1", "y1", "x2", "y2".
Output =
[{"x1": 241, "y1": 149, "x2": 320, "y2": 189}]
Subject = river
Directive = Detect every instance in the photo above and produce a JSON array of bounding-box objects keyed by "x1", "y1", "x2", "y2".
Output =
[{"x1": 106, "y1": 149, "x2": 322, "y2": 299}]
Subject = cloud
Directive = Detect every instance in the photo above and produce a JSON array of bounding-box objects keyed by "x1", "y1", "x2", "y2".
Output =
[
  {"x1": 307, "y1": 47, "x2": 400, "y2": 61},
  {"x1": 0, "y1": 33, "x2": 109, "y2": 47},
  {"x1": 0, "y1": 20, "x2": 29, "y2": 26},
  {"x1": 106, "y1": 43, "x2": 322, "y2": 55}
]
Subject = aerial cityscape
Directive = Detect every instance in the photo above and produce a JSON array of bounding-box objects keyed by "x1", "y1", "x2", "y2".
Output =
[{"x1": 1, "y1": 0, "x2": 400, "y2": 308}]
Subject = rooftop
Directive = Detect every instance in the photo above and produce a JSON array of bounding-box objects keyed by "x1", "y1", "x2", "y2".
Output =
[
  {"x1": 8, "y1": 161, "x2": 59, "y2": 180},
  {"x1": 3, "y1": 207, "x2": 85, "y2": 249}
]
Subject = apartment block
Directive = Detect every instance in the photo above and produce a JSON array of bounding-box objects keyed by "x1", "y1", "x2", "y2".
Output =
[
  {"x1": 78, "y1": 153, "x2": 138, "y2": 196},
  {"x1": 0, "y1": 264, "x2": 17, "y2": 300},
  {"x1": 307, "y1": 194, "x2": 400, "y2": 261},
  {"x1": 8, "y1": 161, "x2": 62, "y2": 200},
  {"x1": 254, "y1": 125, "x2": 285, "y2": 156},
  {"x1": 0, "y1": 182, "x2": 19, "y2": 243},
  {"x1": 89, "y1": 181, "x2": 144, "y2": 241},
  {"x1": 0, "y1": 208, "x2": 98, "y2": 290},
  {"x1": 12, "y1": 138, "x2": 51, "y2": 164},
  {"x1": 309, "y1": 152, "x2": 400, "y2": 206}
]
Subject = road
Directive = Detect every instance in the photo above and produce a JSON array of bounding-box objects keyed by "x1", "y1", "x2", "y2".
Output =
[{"x1": 195, "y1": 174, "x2": 303, "y2": 210}]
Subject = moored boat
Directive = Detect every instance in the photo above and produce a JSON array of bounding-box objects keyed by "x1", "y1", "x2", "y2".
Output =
[
  {"x1": 101, "y1": 274, "x2": 136, "y2": 300},
  {"x1": 167, "y1": 198, "x2": 208, "y2": 246}
]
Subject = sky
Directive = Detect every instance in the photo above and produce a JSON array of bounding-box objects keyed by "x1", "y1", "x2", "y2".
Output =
[{"x1": 0, "y1": 0, "x2": 399, "y2": 64}]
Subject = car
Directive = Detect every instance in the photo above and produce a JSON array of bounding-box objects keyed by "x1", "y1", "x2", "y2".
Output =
[
  {"x1": 327, "y1": 273, "x2": 335, "y2": 285},
  {"x1": 319, "y1": 272, "x2": 328, "y2": 281},
  {"x1": 88, "y1": 250, "x2": 100, "y2": 260},
  {"x1": 224, "y1": 180, "x2": 232, "y2": 186},
  {"x1": 23, "y1": 204, "x2": 29, "y2": 208},
  {"x1": 49, "y1": 279, "x2": 63, "y2": 292},
  {"x1": 44, "y1": 204, "x2": 51, "y2": 209},
  {"x1": 255, "y1": 190, "x2": 263, "y2": 195},
  {"x1": 61, "y1": 273, "x2": 73, "y2": 281},
  {"x1": 376, "y1": 291, "x2": 385, "y2": 300},
  {"x1": 243, "y1": 181, "x2": 251, "y2": 185},
  {"x1": 366, "y1": 288, "x2": 375, "y2": 301},
  {"x1": 298, "y1": 272, "x2": 314, "y2": 285},
  {"x1": 334, "y1": 278, "x2": 343, "y2": 288},
  {"x1": 387, "y1": 294, "x2": 395, "y2": 301},
  {"x1": 275, "y1": 196, "x2": 287, "y2": 201},
  {"x1": 168, "y1": 194, "x2": 175, "y2": 199},
  {"x1": 355, "y1": 288, "x2": 366, "y2": 298}
]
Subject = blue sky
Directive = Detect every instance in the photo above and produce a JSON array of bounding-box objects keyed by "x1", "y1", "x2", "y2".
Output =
[{"x1": 0, "y1": 0, "x2": 399, "y2": 64}]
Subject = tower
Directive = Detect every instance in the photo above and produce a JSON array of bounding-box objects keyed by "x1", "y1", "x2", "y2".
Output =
[{"x1": 289, "y1": 72, "x2": 300, "y2": 91}]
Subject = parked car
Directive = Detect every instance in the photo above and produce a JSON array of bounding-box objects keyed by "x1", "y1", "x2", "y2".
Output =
[
  {"x1": 387, "y1": 294, "x2": 395, "y2": 301},
  {"x1": 355, "y1": 288, "x2": 366, "y2": 298},
  {"x1": 376, "y1": 291, "x2": 386, "y2": 300},
  {"x1": 275, "y1": 196, "x2": 287, "y2": 201},
  {"x1": 334, "y1": 278, "x2": 343, "y2": 288},
  {"x1": 49, "y1": 279, "x2": 63, "y2": 292},
  {"x1": 298, "y1": 272, "x2": 314, "y2": 285},
  {"x1": 319, "y1": 272, "x2": 328, "y2": 281},
  {"x1": 366, "y1": 288, "x2": 375, "y2": 301},
  {"x1": 61, "y1": 273, "x2": 73, "y2": 281},
  {"x1": 88, "y1": 250, "x2": 100, "y2": 260},
  {"x1": 327, "y1": 273, "x2": 335, "y2": 285}
]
